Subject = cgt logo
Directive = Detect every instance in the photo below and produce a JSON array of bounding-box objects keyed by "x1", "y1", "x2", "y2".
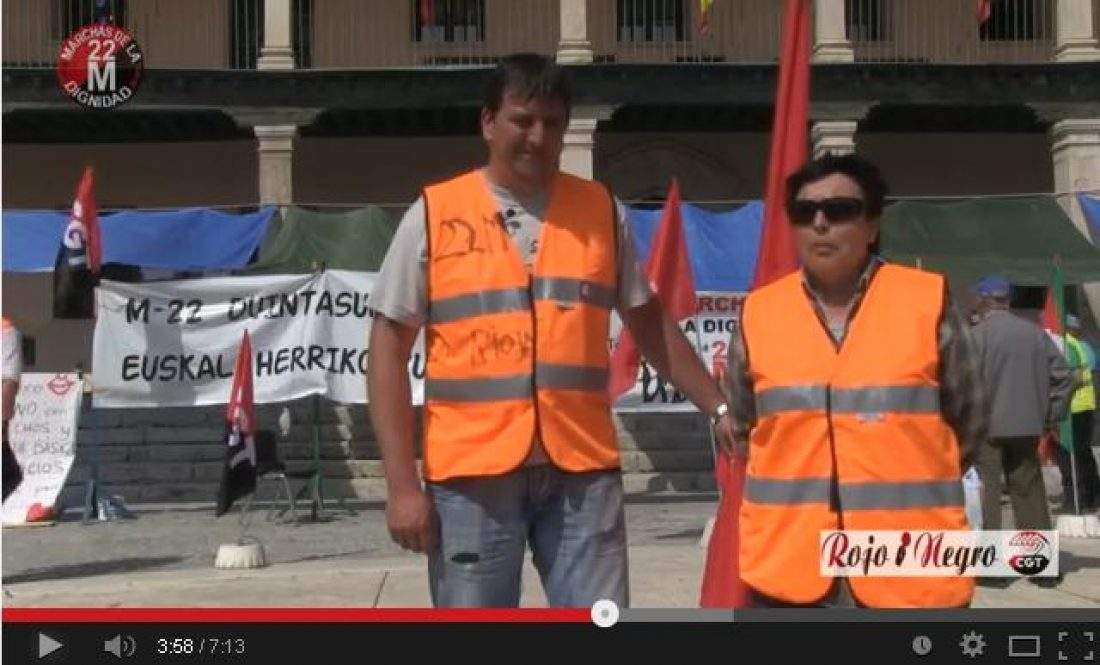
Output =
[{"x1": 1006, "y1": 530, "x2": 1052, "y2": 576}]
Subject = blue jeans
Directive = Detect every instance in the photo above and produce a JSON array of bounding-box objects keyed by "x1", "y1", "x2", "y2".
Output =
[{"x1": 426, "y1": 467, "x2": 629, "y2": 608}]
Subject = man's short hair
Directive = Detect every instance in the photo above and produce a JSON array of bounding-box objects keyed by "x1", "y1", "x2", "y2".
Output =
[
  {"x1": 785, "y1": 153, "x2": 889, "y2": 219},
  {"x1": 483, "y1": 53, "x2": 573, "y2": 118}
]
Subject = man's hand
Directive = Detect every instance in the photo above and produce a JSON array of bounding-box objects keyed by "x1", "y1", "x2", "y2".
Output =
[
  {"x1": 386, "y1": 486, "x2": 439, "y2": 554},
  {"x1": 712, "y1": 411, "x2": 741, "y2": 459}
]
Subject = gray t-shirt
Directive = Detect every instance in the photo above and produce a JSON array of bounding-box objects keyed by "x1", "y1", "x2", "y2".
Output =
[
  {"x1": 372, "y1": 171, "x2": 652, "y2": 327},
  {"x1": 372, "y1": 170, "x2": 653, "y2": 466}
]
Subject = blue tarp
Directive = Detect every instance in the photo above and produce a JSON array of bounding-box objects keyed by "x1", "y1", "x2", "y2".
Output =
[
  {"x1": 1078, "y1": 193, "x2": 1100, "y2": 245},
  {"x1": 2, "y1": 207, "x2": 276, "y2": 272},
  {"x1": 625, "y1": 201, "x2": 763, "y2": 292}
]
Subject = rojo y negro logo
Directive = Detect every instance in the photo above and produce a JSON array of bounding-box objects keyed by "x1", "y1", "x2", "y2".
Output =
[{"x1": 55, "y1": 22, "x2": 144, "y2": 109}]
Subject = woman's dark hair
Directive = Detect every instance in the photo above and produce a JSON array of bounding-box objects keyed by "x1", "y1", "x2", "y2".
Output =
[
  {"x1": 483, "y1": 53, "x2": 572, "y2": 118},
  {"x1": 785, "y1": 153, "x2": 889, "y2": 219}
]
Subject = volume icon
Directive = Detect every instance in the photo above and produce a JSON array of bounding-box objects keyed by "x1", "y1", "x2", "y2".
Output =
[{"x1": 103, "y1": 634, "x2": 136, "y2": 658}]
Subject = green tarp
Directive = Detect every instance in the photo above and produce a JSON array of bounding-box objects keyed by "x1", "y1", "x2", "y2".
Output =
[
  {"x1": 246, "y1": 206, "x2": 398, "y2": 274},
  {"x1": 881, "y1": 197, "x2": 1100, "y2": 287}
]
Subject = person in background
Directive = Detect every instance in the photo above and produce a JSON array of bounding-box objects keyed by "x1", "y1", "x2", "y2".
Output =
[
  {"x1": 3, "y1": 316, "x2": 24, "y2": 501},
  {"x1": 724, "y1": 154, "x2": 986, "y2": 608},
  {"x1": 1057, "y1": 314, "x2": 1099, "y2": 513},
  {"x1": 971, "y1": 276, "x2": 1072, "y2": 588}
]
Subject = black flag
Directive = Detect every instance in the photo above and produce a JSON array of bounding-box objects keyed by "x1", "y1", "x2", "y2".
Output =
[{"x1": 216, "y1": 331, "x2": 257, "y2": 516}]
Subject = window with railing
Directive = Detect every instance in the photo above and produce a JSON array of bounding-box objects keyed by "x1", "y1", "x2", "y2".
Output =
[
  {"x1": 846, "y1": 0, "x2": 887, "y2": 42},
  {"x1": 980, "y1": 0, "x2": 1044, "y2": 41},
  {"x1": 230, "y1": 0, "x2": 312, "y2": 69},
  {"x1": 617, "y1": 0, "x2": 689, "y2": 43},
  {"x1": 412, "y1": 0, "x2": 485, "y2": 43},
  {"x1": 57, "y1": 0, "x2": 126, "y2": 38}
]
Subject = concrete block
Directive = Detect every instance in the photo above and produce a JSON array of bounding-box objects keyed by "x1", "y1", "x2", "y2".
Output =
[
  {"x1": 141, "y1": 482, "x2": 219, "y2": 503},
  {"x1": 78, "y1": 428, "x2": 145, "y2": 446},
  {"x1": 75, "y1": 445, "x2": 130, "y2": 463},
  {"x1": 147, "y1": 444, "x2": 226, "y2": 463},
  {"x1": 144, "y1": 463, "x2": 195, "y2": 483},
  {"x1": 621, "y1": 450, "x2": 713, "y2": 473},
  {"x1": 78, "y1": 408, "x2": 123, "y2": 428},
  {"x1": 99, "y1": 464, "x2": 146, "y2": 484},
  {"x1": 622, "y1": 471, "x2": 716, "y2": 495},
  {"x1": 145, "y1": 427, "x2": 223, "y2": 444},
  {"x1": 192, "y1": 461, "x2": 226, "y2": 482},
  {"x1": 120, "y1": 407, "x2": 220, "y2": 427}
]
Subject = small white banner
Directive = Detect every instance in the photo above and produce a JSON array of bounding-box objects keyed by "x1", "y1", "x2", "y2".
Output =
[
  {"x1": 612, "y1": 292, "x2": 744, "y2": 412},
  {"x1": 819, "y1": 529, "x2": 1059, "y2": 577},
  {"x1": 2, "y1": 373, "x2": 83, "y2": 525}
]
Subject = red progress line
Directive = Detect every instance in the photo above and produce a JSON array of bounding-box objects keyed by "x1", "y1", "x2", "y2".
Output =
[{"x1": 3, "y1": 607, "x2": 591, "y2": 624}]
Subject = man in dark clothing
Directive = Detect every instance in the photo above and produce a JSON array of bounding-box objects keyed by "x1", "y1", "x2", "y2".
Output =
[{"x1": 972, "y1": 276, "x2": 1073, "y2": 536}]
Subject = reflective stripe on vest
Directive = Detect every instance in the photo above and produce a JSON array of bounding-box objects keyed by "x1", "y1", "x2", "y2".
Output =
[
  {"x1": 745, "y1": 477, "x2": 964, "y2": 509},
  {"x1": 428, "y1": 278, "x2": 614, "y2": 324},
  {"x1": 425, "y1": 363, "x2": 608, "y2": 401},
  {"x1": 755, "y1": 384, "x2": 940, "y2": 418}
]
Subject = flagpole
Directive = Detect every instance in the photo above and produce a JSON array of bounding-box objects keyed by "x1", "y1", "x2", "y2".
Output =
[{"x1": 1054, "y1": 254, "x2": 1082, "y2": 515}]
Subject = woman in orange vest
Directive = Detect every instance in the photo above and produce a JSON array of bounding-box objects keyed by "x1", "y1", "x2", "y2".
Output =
[{"x1": 725, "y1": 154, "x2": 987, "y2": 607}]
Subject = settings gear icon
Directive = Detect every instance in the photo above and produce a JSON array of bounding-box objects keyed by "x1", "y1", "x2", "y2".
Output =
[{"x1": 959, "y1": 631, "x2": 987, "y2": 658}]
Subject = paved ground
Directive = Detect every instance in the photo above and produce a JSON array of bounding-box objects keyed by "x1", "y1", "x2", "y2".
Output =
[{"x1": 3, "y1": 496, "x2": 1100, "y2": 609}]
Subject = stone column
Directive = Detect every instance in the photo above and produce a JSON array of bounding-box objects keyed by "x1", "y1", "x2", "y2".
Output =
[
  {"x1": 811, "y1": 120, "x2": 859, "y2": 160},
  {"x1": 561, "y1": 106, "x2": 614, "y2": 180},
  {"x1": 1050, "y1": 118, "x2": 1100, "y2": 324},
  {"x1": 233, "y1": 110, "x2": 320, "y2": 206},
  {"x1": 1055, "y1": 0, "x2": 1100, "y2": 62},
  {"x1": 258, "y1": 0, "x2": 295, "y2": 70},
  {"x1": 810, "y1": 103, "x2": 870, "y2": 160},
  {"x1": 557, "y1": 0, "x2": 593, "y2": 64},
  {"x1": 812, "y1": 0, "x2": 854, "y2": 63},
  {"x1": 254, "y1": 124, "x2": 297, "y2": 205}
]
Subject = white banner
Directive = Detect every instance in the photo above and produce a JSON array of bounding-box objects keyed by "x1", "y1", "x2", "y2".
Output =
[
  {"x1": 93, "y1": 271, "x2": 424, "y2": 408},
  {"x1": 2, "y1": 373, "x2": 83, "y2": 525},
  {"x1": 612, "y1": 292, "x2": 745, "y2": 412},
  {"x1": 93, "y1": 271, "x2": 742, "y2": 412}
]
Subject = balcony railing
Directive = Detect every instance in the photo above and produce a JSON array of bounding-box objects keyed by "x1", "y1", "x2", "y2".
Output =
[
  {"x1": 1, "y1": 0, "x2": 1078, "y2": 69},
  {"x1": 847, "y1": 0, "x2": 1056, "y2": 64}
]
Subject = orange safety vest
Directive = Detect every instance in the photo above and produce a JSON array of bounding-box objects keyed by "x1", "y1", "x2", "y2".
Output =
[
  {"x1": 421, "y1": 171, "x2": 619, "y2": 482},
  {"x1": 739, "y1": 263, "x2": 974, "y2": 608}
]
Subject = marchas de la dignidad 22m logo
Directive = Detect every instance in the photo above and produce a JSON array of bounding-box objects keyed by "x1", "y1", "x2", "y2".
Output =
[{"x1": 56, "y1": 21, "x2": 144, "y2": 109}]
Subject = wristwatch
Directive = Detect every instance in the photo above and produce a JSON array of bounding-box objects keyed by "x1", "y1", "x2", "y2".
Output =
[{"x1": 710, "y1": 402, "x2": 729, "y2": 427}]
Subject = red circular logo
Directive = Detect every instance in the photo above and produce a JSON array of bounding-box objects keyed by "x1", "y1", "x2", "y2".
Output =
[
  {"x1": 55, "y1": 22, "x2": 144, "y2": 109},
  {"x1": 47, "y1": 374, "x2": 76, "y2": 396}
]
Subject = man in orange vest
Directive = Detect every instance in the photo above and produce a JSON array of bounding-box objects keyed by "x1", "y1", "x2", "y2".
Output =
[
  {"x1": 724, "y1": 154, "x2": 987, "y2": 607},
  {"x1": 367, "y1": 54, "x2": 734, "y2": 608}
]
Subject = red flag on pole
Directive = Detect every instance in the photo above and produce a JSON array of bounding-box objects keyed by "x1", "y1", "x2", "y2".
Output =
[
  {"x1": 607, "y1": 179, "x2": 697, "y2": 401},
  {"x1": 1041, "y1": 287, "x2": 1062, "y2": 334},
  {"x1": 977, "y1": 0, "x2": 993, "y2": 24},
  {"x1": 216, "y1": 331, "x2": 258, "y2": 516},
  {"x1": 753, "y1": 0, "x2": 810, "y2": 289},
  {"x1": 53, "y1": 166, "x2": 103, "y2": 318},
  {"x1": 419, "y1": 0, "x2": 434, "y2": 25},
  {"x1": 700, "y1": 0, "x2": 811, "y2": 608}
]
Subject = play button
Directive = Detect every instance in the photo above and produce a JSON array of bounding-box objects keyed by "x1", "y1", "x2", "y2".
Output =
[{"x1": 38, "y1": 633, "x2": 63, "y2": 658}]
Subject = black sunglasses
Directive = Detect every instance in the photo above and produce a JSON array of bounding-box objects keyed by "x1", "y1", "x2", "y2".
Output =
[{"x1": 787, "y1": 197, "x2": 866, "y2": 226}]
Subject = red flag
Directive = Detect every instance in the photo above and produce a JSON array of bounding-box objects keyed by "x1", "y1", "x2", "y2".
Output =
[
  {"x1": 419, "y1": 0, "x2": 434, "y2": 25},
  {"x1": 701, "y1": 0, "x2": 811, "y2": 609},
  {"x1": 977, "y1": 0, "x2": 992, "y2": 24},
  {"x1": 69, "y1": 166, "x2": 102, "y2": 274},
  {"x1": 752, "y1": 0, "x2": 810, "y2": 289},
  {"x1": 53, "y1": 167, "x2": 103, "y2": 318},
  {"x1": 1041, "y1": 288, "x2": 1061, "y2": 334},
  {"x1": 607, "y1": 179, "x2": 697, "y2": 400},
  {"x1": 216, "y1": 331, "x2": 257, "y2": 516}
]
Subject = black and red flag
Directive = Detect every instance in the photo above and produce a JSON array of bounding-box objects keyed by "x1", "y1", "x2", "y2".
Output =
[
  {"x1": 216, "y1": 331, "x2": 258, "y2": 517},
  {"x1": 53, "y1": 167, "x2": 102, "y2": 319}
]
